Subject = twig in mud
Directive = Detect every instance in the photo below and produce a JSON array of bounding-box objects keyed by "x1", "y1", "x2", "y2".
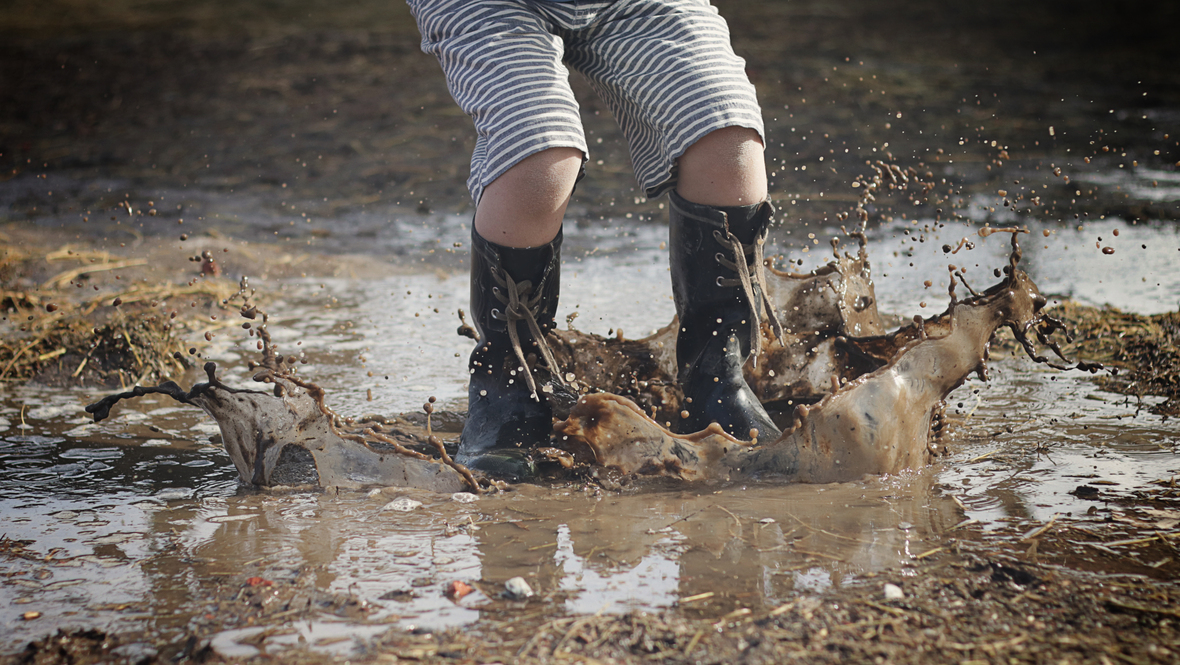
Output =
[
  {"x1": 712, "y1": 607, "x2": 752, "y2": 629},
  {"x1": 717, "y1": 505, "x2": 742, "y2": 537},
  {"x1": 683, "y1": 629, "x2": 705, "y2": 655},
  {"x1": 1105, "y1": 598, "x2": 1180, "y2": 619},
  {"x1": 1078, "y1": 541, "x2": 1120, "y2": 556},
  {"x1": 516, "y1": 617, "x2": 575, "y2": 658},
  {"x1": 767, "y1": 600, "x2": 797, "y2": 617},
  {"x1": 914, "y1": 547, "x2": 944, "y2": 560},
  {"x1": 1021, "y1": 514, "x2": 1060, "y2": 542},
  {"x1": 554, "y1": 611, "x2": 607, "y2": 656},
  {"x1": 0, "y1": 336, "x2": 45, "y2": 380},
  {"x1": 791, "y1": 547, "x2": 844, "y2": 562},
  {"x1": 41, "y1": 258, "x2": 148, "y2": 290},
  {"x1": 943, "y1": 633, "x2": 1029, "y2": 653},
  {"x1": 968, "y1": 450, "x2": 998, "y2": 463},
  {"x1": 1101, "y1": 532, "x2": 1180, "y2": 548},
  {"x1": 860, "y1": 599, "x2": 912, "y2": 617},
  {"x1": 785, "y1": 511, "x2": 870, "y2": 544}
]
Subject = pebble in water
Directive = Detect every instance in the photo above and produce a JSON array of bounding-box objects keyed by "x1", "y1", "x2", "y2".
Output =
[{"x1": 504, "y1": 576, "x2": 534, "y2": 599}]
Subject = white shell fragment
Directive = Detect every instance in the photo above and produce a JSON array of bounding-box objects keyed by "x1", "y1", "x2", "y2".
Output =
[
  {"x1": 451, "y1": 492, "x2": 478, "y2": 503},
  {"x1": 504, "y1": 576, "x2": 534, "y2": 599},
  {"x1": 382, "y1": 497, "x2": 423, "y2": 512},
  {"x1": 883, "y1": 583, "x2": 905, "y2": 600}
]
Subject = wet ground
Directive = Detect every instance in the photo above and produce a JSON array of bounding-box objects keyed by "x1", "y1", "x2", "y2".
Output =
[{"x1": 2, "y1": 0, "x2": 1180, "y2": 662}]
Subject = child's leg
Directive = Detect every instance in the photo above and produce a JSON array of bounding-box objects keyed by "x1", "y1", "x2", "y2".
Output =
[
  {"x1": 408, "y1": 0, "x2": 588, "y2": 219},
  {"x1": 408, "y1": 0, "x2": 587, "y2": 476},
  {"x1": 675, "y1": 126, "x2": 768, "y2": 208},
  {"x1": 475, "y1": 146, "x2": 582, "y2": 248},
  {"x1": 563, "y1": 0, "x2": 780, "y2": 440}
]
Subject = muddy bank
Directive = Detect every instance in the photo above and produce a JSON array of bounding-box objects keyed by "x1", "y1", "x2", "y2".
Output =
[
  {"x1": 2, "y1": 0, "x2": 1178, "y2": 233},
  {"x1": 0, "y1": 230, "x2": 412, "y2": 387},
  {"x1": 1050, "y1": 301, "x2": 1180, "y2": 416}
]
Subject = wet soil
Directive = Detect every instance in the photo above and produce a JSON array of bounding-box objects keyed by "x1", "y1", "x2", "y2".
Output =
[{"x1": 2, "y1": 0, "x2": 1179, "y2": 662}]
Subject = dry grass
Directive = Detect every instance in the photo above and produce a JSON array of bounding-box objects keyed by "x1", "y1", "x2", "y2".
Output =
[
  {"x1": 0, "y1": 241, "x2": 243, "y2": 386},
  {"x1": 1049, "y1": 301, "x2": 1180, "y2": 415}
]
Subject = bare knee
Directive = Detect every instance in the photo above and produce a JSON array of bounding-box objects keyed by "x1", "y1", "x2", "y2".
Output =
[
  {"x1": 676, "y1": 127, "x2": 767, "y2": 207},
  {"x1": 476, "y1": 147, "x2": 583, "y2": 247}
]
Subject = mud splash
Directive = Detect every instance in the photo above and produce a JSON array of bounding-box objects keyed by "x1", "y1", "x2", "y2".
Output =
[
  {"x1": 85, "y1": 290, "x2": 474, "y2": 493},
  {"x1": 544, "y1": 230, "x2": 884, "y2": 426},
  {"x1": 84, "y1": 226, "x2": 1102, "y2": 492},
  {"x1": 558, "y1": 230, "x2": 1101, "y2": 482}
]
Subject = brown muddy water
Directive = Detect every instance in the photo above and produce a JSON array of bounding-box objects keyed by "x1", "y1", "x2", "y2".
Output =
[{"x1": 1, "y1": 215, "x2": 1178, "y2": 658}]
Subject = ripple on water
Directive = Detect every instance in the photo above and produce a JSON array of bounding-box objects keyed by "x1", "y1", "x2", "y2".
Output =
[{"x1": 1, "y1": 209, "x2": 1179, "y2": 653}]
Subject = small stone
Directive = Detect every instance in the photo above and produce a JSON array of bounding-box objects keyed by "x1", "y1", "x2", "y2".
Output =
[
  {"x1": 382, "y1": 497, "x2": 423, "y2": 512},
  {"x1": 884, "y1": 583, "x2": 905, "y2": 600},
  {"x1": 504, "y1": 576, "x2": 534, "y2": 599}
]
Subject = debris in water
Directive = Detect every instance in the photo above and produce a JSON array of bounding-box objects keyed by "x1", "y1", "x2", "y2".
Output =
[
  {"x1": 884, "y1": 584, "x2": 905, "y2": 600},
  {"x1": 81, "y1": 227, "x2": 1107, "y2": 490},
  {"x1": 446, "y1": 581, "x2": 475, "y2": 600},
  {"x1": 382, "y1": 497, "x2": 423, "y2": 512},
  {"x1": 504, "y1": 577, "x2": 534, "y2": 599}
]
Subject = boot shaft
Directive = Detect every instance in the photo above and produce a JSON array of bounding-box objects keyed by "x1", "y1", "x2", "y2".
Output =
[
  {"x1": 469, "y1": 228, "x2": 562, "y2": 347},
  {"x1": 668, "y1": 191, "x2": 773, "y2": 364}
]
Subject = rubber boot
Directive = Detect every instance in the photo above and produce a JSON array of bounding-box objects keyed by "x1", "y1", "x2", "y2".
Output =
[
  {"x1": 458, "y1": 227, "x2": 563, "y2": 478},
  {"x1": 669, "y1": 191, "x2": 781, "y2": 442}
]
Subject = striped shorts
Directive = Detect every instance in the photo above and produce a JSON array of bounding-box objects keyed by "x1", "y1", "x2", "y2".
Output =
[{"x1": 407, "y1": 0, "x2": 765, "y2": 204}]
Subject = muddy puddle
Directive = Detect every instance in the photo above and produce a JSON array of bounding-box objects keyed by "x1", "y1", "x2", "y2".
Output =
[{"x1": 2, "y1": 210, "x2": 1178, "y2": 658}]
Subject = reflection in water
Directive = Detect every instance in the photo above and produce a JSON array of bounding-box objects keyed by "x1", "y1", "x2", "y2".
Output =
[
  {"x1": 0, "y1": 401, "x2": 965, "y2": 653},
  {"x1": 0, "y1": 375, "x2": 1174, "y2": 655},
  {"x1": 0, "y1": 215, "x2": 1178, "y2": 655}
]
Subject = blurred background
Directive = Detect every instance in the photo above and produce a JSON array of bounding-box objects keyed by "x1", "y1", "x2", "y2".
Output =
[{"x1": 2, "y1": 0, "x2": 1177, "y2": 232}]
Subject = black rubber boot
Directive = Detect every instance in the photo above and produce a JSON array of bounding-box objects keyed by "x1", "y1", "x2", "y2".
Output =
[
  {"x1": 458, "y1": 228, "x2": 563, "y2": 479},
  {"x1": 669, "y1": 191, "x2": 782, "y2": 442}
]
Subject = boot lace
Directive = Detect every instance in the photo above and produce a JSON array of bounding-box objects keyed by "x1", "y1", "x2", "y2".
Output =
[
  {"x1": 490, "y1": 270, "x2": 567, "y2": 400},
  {"x1": 712, "y1": 220, "x2": 787, "y2": 365}
]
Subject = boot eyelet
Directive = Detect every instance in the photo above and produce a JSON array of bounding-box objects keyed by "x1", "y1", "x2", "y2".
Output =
[
  {"x1": 714, "y1": 252, "x2": 726, "y2": 264},
  {"x1": 715, "y1": 276, "x2": 726, "y2": 287},
  {"x1": 490, "y1": 308, "x2": 504, "y2": 320}
]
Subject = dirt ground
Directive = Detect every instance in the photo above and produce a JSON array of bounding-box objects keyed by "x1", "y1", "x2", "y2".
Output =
[{"x1": 2, "y1": 0, "x2": 1179, "y2": 663}]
